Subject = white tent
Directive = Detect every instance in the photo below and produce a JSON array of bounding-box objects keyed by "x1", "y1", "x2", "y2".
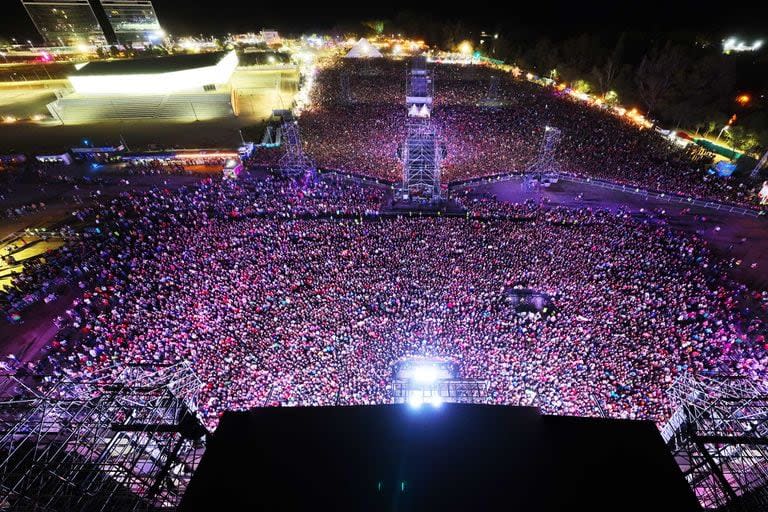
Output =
[{"x1": 345, "y1": 38, "x2": 383, "y2": 58}]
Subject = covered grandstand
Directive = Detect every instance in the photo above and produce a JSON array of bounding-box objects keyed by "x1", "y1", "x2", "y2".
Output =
[{"x1": 48, "y1": 51, "x2": 240, "y2": 124}]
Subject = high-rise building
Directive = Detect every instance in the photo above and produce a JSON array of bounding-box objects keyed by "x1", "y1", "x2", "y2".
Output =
[
  {"x1": 21, "y1": 0, "x2": 107, "y2": 47},
  {"x1": 98, "y1": 0, "x2": 163, "y2": 46}
]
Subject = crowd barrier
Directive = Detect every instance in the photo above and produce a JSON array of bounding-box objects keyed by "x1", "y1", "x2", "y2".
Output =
[{"x1": 449, "y1": 171, "x2": 766, "y2": 219}]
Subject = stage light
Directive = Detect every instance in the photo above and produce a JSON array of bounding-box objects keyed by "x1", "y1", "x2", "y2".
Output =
[
  {"x1": 412, "y1": 366, "x2": 438, "y2": 384},
  {"x1": 407, "y1": 395, "x2": 423, "y2": 409},
  {"x1": 430, "y1": 396, "x2": 443, "y2": 408},
  {"x1": 458, "y1": 41, "x2": 473, "y2": 56}
]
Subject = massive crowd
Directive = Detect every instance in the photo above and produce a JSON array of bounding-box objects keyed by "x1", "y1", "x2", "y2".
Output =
[
  {"x1": 281, "y1": 59, "x2": 763, "y2": 207},
  {"x1": 2, "y1": 58, "x2": 767, "y2": 434},
  {"x1": 3, "y1": 170, "x2": 761, "y2": 430}
]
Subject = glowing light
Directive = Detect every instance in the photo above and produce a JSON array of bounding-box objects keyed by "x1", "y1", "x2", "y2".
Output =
[
  {"x1": 412, "y1": 366, "x2": 439, "y2": 384},
  {"x1": 458, "y1": 41, "x2": 473, "y2": 56},
  {"x1": 392, "y1": 44, "x2": 403, "y2": 55},
  {"x1": 736, "y1": 94, "x2": 751, "y2": 106},
  {"x1": 430, "y1": 396, "x2": 443, "y2": 408},
  {"x1": 76, "y1": 44, "x2": 90, "y2": 54},
  {"x1": 174, "y1": 152, "x2": 239, "y2": 160},
  {"x1": 407, "y1": 395, "x2": 424, "y2": 409},
  {"x1": 723, "y1": 37, "x2": 764, "y2": 53},
  {"x1": 2, "y1": 116, "x2": 18, "y2": 124},
  {"x1": 267, "y1": 55, "x2": 276, "y2": 64},
  {"x1": 69, "y1": 51, "x2": 239, "y2": 95}
]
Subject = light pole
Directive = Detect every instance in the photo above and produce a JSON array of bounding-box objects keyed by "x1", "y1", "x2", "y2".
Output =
[{"x1": 715, "y1": 125, "x2": 729, "y2": 143}]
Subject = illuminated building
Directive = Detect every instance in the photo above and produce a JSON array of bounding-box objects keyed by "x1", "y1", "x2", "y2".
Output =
[
  {"x1": 98, "y1": 0, "x2": 163, "y2": 46},
  {"x1": 48, "y1": 51, "x2": 240, "y2": 124},
  {"x1": 67, "y1": 50, "x2": 238, "y2": 95},
  {"x1": 21, "y1": 0, "x2": 107, "y2": 47}
]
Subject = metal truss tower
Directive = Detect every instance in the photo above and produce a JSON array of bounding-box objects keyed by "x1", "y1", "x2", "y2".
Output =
[
  {"x1": 276, "y1": 109, "x2": 315, "y2": 178},
  {"x1": 339, "y1": 72, "x2": 353, "y2": 104},
  {"x1": 401, "y1": 56, "x2": 442, "y2": 199},
  {"x1": 524, "y1": 126, "x2": 561, "y2": 204},
  {"x1": 0, "y1": 363, "x2": 208, "y2": 512},
  {"x1": 478, "y1": 75, "x2": 502, "y2": 107},
  {"x1": 402, "y1": 118, "x2": 443, "y2": 198},
  {"x1": 661, "y1": 374, "x2": 768, "y2": 511},
  {"x1": 751, "y1": 148, "x2": 768, "y2": 179}
]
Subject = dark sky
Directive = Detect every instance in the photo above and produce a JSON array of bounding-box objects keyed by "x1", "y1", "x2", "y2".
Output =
[{"x1": 2, "y1": 1, "x2": 767, "y2": 42}]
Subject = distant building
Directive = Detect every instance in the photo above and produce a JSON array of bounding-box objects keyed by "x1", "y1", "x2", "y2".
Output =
[
  {"x1": 98, "y1": 0, "x2": 163, "y2": 46},
  {"x1": 21, "y1": 0, "x2": 107, "y2": 47},
  {"x1": 260, "y1": 30, "x2": 281, "y2": 46},
  {"x1": 47, "y1": 51, "x2": 240, "y2": 124}
]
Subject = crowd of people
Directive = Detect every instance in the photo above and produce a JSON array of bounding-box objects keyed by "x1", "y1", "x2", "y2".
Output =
[
  {"x1": 2, "y1": 57, "x2": 767, "y2": 435},
  {"x1": 4, "y1": 170, "x2": 761, "y2": 431},
  {"x1": 272, "y1": 59, "x2": 764, "y2": 207}
]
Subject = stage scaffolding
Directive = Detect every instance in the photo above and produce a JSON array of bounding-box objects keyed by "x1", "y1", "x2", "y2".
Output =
[
  {"x1": 478, "y1": 75, "x2": 502, "y2": 108},
  {"x1": 523, "y1": 126, "x2": 561, "y2": 204},
  {"x1": 661, "y1": 374, "x2": 768, "y2": 511},
  {"x1": 400, "y1": 56, "x2": 442, "y2": 200},
  {"x1": 276, "y1": 109, "x2": 315, "y2": 178},
  {"x1": 391, "y1": 379, "x2": 490, "y2": 405},
  {"x1": 339, "y1": 72, "x2": 353, "y2": 104},
  {"x1": 0, "y1": 363, "x2": 208, "y2": 512}
]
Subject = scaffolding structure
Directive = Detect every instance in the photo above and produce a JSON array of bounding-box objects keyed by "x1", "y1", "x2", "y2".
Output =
[
  {"x1": 0, "y1": 363, "x2": 208, "y2": 512},
  {"x1": 524, "y1": 126, "x2": 561, "y2": 203},
  {"x1": 478, "y1": 75, "x2": 502, "y2": 107},
  {"x1": 276, "y1": 109, "x2": 315, "y2": 178},
  {"x1": 750, "y1": 148, "x2": 768, "y2": 179},
  {"x1": 339, "y1": 73, "x2": 353, "y2": 104},
  {"x1": 391, "y1": 379, "x2": 490, "y2": 405},
  {"x1": 661, "y1": 374, "x2": 768, "y2": 511},
  {"x1": 400, "y1": 56, "x2": 442, "y2": 199}
]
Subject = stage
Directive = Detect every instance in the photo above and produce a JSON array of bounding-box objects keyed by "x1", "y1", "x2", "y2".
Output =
[{"x1": 180, "y1": 404, "x2": 699, "y2": 511}]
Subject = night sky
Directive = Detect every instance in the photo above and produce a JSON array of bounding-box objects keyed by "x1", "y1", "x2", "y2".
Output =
[{"x1": 2, "y1": 1, "x2": 767, "y2": 42}]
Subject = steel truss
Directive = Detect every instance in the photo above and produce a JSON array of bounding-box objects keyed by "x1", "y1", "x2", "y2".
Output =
[
  {"x1": 478, "y1": 75, "x2": 502, "y2": 107},
  {"x1": 0, "y1": 363, "x2": 208, "y2": 512},
  {"x1": 402, "y1": 118, "x2": 443, "y2": 198},
  {"x1": 391, "y1": 379, "x2": 490, "y2": 405},
  {"x1": 339, "y1": 73, "x2": 353, "y2": 104},
  {"x1": 400, "y1": 56, "x2": 442, "y2": 199},
  {"x1": 661, "y1": 374, "x2": 768, "y2": 511},
  {"x1": 524, "y1": 126, "x2": 561, "y2": 203},
  {"x1": 276, "y1": 110, "x2": 315, "y2": 178}
]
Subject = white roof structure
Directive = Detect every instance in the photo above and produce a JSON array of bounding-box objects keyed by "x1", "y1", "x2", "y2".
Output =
[{"x1": 345, "y1": 38, "x2": 382, "y2": 59}]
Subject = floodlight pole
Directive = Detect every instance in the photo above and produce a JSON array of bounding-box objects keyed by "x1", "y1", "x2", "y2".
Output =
[{"x1": 751, "y1": 148, "x2": 768, "y2": 179}]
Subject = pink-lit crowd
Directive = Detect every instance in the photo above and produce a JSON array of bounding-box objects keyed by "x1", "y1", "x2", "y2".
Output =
[
  {"x1": 281, "y1": 59, "x2": 762, "y2": 206},
  {"x1": 5, "y1": 171, "x2": 761, "y2": 430}
]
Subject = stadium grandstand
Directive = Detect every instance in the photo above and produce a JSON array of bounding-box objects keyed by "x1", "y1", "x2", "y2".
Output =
[{"x1": 47, "y1": 51, "x2": 239, "y2": 123}]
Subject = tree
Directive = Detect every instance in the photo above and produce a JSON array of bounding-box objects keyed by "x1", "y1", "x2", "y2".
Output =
[
  {"x1": 591, "y1": 33, "x2": 625, "y2": 96},
  {"x1": 725, "y1": 126, "x2": 761, "y2": 154},
  {"x1": 635, "y1": 42, "x2": 686, "y2": 117}
]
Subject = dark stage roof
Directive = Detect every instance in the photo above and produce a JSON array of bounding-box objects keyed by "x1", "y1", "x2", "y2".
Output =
[
  {"x1": 180, "y1": 404, "x2": 700, "y2": 511},
  {"x1": 71, "y1": 52, "x2": 229, "y2": 76}
]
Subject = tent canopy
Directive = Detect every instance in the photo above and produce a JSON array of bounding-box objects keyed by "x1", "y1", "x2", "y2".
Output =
[{"x1": 345, "y1": 38, "x2": 383, "y2": 58}]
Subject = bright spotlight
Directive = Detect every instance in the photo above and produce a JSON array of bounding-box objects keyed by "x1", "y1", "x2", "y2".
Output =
[
  {"x1": 430, "y1": 396, "x2": 443, "y2": 408},
  {"x1": 412, "y1": 366, "x2": 438, "y2": 384},
  {"x1": 408, "y1": 395, "x2": 424, "y2": 409}
]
